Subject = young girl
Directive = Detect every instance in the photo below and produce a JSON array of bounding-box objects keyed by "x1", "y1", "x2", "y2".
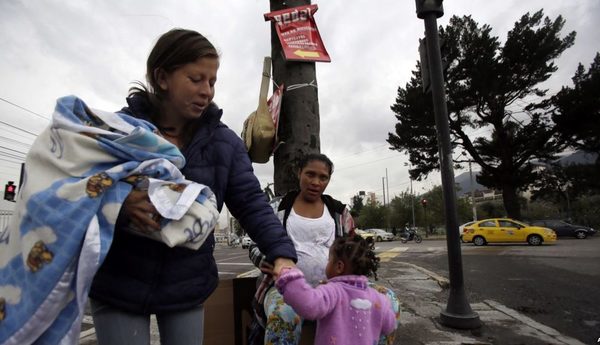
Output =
[{"x1": 275, "y1": 236, "x2": 397, "y2": 345}]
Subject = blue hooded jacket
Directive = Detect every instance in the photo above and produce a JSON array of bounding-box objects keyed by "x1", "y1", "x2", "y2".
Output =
[{"x1": 89, "y1": 95, "x2": 297, "y2": 314}]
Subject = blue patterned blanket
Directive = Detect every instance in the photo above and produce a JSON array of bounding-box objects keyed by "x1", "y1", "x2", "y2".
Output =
[{"x1": 0, "y1": 96, "x2": 219, "y2": 344}]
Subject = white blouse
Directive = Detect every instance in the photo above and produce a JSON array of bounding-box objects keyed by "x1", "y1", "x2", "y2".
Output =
[{"x1": 286, "y1": 206, "x2": 335, "y2": 286}]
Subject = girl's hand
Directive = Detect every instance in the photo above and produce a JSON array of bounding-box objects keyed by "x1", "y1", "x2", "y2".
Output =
[{"x1": 122, "y1": 189, "x2": 161, "y2": 231}]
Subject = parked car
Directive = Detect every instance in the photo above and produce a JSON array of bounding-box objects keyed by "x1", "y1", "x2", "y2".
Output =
[
  {"x1": 354, "y1": 229, "x2": 376, "y2": 241},
  {"x1": 461, "y1": 218, "x2": 556, "y2": 246},
  {"x1": 530, "y1": 219, "x2": 596, "y2": 239},
  {"x1": 365, "y1": 228, "x2": 395, "y2": 242},
  {"x1": 241, "y1": 235, "x2": 255, "y2": 249}
]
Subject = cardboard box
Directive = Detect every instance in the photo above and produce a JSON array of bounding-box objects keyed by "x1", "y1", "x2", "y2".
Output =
[
  {"x1": 204, "y1": 276, "x2": 315, "y2": 345},
  {"x1": 204, "y1": 278, "x2": 236, "y2": 345}
]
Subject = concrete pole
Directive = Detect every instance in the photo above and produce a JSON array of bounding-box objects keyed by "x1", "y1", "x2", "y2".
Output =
[{"x1": 382, "y1": 177, "x2": 386, "y2": 207}]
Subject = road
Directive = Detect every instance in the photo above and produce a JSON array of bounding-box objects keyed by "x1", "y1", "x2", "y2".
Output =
[
  {"x1": 381, "y1": 236, "x2": 600, "y2": 344},
  {"x1": 81, "y1": 237, "x2": 599, "y2": 344}
]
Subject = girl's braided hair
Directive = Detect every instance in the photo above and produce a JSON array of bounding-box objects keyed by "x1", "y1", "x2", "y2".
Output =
[{"x1": 331, "y1": 235, "x2": 380, "y2": 280}]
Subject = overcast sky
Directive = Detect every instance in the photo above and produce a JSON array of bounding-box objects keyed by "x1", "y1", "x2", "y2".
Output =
[{"x1": 1, "y1": 0, "x2": 598, "y2": 211}]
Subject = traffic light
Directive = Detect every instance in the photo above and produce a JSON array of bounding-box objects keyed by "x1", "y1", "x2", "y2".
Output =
[
  {"x1": 4, "y1": 181, "x2": 16, "y2": 202},
  {"x1": 421, "y1": 198, "x2": 428, "y2": 208}
]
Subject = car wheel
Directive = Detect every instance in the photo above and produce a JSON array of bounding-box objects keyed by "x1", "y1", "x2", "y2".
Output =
[
  {"x1": 527, "y1": 234, "x2": 543, "y2": 246},
  {"x1": 377, "y1": 236, "x2": 382, "y2": 242},
  {"x1": 575, "y1": 231, "x2": 587, "y2": 239},
  {"x1": 473, "y1": 236, "x2": 486, "y2": 246}
]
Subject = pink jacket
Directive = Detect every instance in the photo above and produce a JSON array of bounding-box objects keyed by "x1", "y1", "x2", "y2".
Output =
[{"x1": 276, "y1": 268, "x2": 396, "y2": 345}]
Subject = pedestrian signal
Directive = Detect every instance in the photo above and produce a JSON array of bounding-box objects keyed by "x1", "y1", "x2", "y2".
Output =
[{"x1": 4, "y1": 181, "x2": 16, "y2": 201}]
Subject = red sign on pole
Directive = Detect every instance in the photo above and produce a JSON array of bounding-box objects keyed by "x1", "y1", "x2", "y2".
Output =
[{"x1": 264, "y1": 4, "x2": 331, "y2": 62}]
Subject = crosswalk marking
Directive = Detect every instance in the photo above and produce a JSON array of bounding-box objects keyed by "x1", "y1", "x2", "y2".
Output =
[{"x1": 379, "y1": 247, "x2": 409, "y2": 262}]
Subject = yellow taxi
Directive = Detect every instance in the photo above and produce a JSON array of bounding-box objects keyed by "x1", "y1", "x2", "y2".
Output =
[{"x1": 462, "y1": 218, "x2": 556, "y2": 246}]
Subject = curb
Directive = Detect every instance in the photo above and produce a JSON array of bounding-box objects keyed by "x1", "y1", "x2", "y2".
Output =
[{"x1": 396, "y1": 262, "x2": 450, "y2": 289}]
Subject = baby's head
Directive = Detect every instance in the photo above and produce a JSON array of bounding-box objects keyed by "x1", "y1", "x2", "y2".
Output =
[{"x1": 326, "y1": 235, "x2": 380, "y2": 280}]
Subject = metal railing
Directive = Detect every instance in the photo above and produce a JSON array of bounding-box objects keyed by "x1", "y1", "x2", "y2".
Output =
[{"x1": 0, "y1": 210, "x2": 13, "y2": 230}]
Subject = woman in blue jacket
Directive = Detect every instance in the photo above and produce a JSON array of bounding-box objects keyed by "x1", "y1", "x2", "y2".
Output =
[{"x1": 89, "y1": 28, "x2": 297, "y2": 345}]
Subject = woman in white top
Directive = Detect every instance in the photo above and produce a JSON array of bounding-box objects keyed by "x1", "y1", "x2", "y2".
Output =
[{"x1": 248, "y1": 154, "x2": 400, "y2": 345}]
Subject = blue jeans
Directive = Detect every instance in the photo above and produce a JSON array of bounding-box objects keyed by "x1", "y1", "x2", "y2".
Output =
[{"x1": 90, "y1": 299, "x2": 204, "y2": 345}]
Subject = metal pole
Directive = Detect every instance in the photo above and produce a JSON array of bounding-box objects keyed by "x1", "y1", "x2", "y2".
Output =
[
  {"x1": 386, "y1": 168, "x2": 390, "y2": 204},
  {"x1": 415, "y1": 0, "x2": 481, "y2": 329},
  {"x1": 386, "y1": 168, "x2": 391, "y2": 230},
  {"x1": 410, "y1": 177, "x2": 416, "y2": 228},
  {"x1": 382, "y1": 177, "x2": 386, "y2": 207},
  {"x1": 469, "y1": 160, "x2": 477, "y2": 221},
  {"x1": 406, "y1": 162, "x2": 416, "y2": 229}
]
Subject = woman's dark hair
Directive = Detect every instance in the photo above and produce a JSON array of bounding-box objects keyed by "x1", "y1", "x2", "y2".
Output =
[
  {"x1": 129, "y1": 29, "x2": 219, "y2": 145},
  {"x1": 331, "y1": 235, "x2": 380, "y2": 280},
  {"x1": 297, "y1": 153, "x2": 334, "y2": 176}
]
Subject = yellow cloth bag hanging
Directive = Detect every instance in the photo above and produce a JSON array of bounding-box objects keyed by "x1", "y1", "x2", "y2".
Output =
[{"x1": 241, "y1": 57, "x2": 276, "y2": 163}]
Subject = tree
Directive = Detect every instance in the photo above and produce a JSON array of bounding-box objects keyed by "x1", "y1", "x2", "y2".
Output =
[
  {"x1": 350, "y1": 194, "x2": 364, "y2": 217},
  {"x1": 357, "y1": 203, "x2": 387, "y2": 229},
  {"x1": 550, "y1": 53, "x2": 600, "y2": 156},
  {"x1": 388, "y1": 10, "x2": 576, "y2": 219}
]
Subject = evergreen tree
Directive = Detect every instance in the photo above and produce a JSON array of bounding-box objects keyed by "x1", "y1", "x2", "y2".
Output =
[
  {"x1": 550, "y1": 53, "x2": 600, "y2": 156},
  {"x1": 388, "y1": 10, "x2": 576, "y2": 219}
]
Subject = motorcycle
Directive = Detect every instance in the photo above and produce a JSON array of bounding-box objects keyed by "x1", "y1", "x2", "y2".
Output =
[{"x1": 400, "y1": 227, "x2": 422, "y2": 243}]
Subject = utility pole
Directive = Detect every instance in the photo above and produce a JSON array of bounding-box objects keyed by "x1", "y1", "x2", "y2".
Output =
[
  {"x1": 270, "y1": 0, "x2": 321, "y2": 196},
  {"x1": 385, "y1": 168, "x2": 390, "y2": 204},
  {"x1": 386, "y1": 168, "x2": 391, "y2": 230},
  {"x1": 415, "y1": 0, "x2": 480, "y2": 329},
  {"x1": 469, "y1": 160, "x2": 477, "y2": 221},
  {"x1": 382, "y1": 177, "x2": 386, "y2": 207}
]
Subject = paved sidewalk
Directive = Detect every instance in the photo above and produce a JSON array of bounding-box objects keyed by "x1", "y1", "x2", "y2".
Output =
[{"x1": 380, "y1": 260, "x2": 586, "y2": 345}]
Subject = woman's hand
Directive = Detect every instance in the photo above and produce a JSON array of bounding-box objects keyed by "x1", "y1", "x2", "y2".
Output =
[
  {"x1": 122, "y1": 189, "x2": 161, "y2": 231},
  {"x1": 271, "y1": 257, "x2": 296, "y2": 279}
]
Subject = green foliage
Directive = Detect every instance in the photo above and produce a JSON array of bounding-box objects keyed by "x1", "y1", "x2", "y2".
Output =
[
  {"x1": 357, "y1": 202, "x2": 387, "y2": 229},
  {"x1": 388, "y1": 10, "x2": 577, "y2": 219},
  {"x1": 350, "y1": 194, "x2": 364, "y2": 217},
  {"x1": 550, "y1": 53, "x2": 600, "y2": 155},
  {"x1": 477, "y1": 201, "x2": 506, "y2": 219},
  {"x1": 354, "y1": 186, "x2": 474, "y2": 231}
]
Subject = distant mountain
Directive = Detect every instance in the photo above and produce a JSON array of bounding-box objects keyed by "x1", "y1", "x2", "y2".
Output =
[
  {"x1": 455, "y1": 151, "x2": 597, "y2": 198},
  {"x1": 454, "y1": 171, "x2": 485, "y2": 197},
  {"x1": 555, "y1": 150, "x2": 598, "y2": 166}
]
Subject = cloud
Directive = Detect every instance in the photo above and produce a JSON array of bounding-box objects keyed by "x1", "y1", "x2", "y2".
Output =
[{"x1": 1, "y1": 0, "x2": 598, "y2": 208}]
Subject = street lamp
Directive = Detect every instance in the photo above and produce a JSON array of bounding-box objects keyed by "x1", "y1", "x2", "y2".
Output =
[
  {"x1": 414, "y1": 0, "x2": 481, "y2": 329},
  {"x1": 404, "y1": 162, "x2": 416, "y2": 229}
]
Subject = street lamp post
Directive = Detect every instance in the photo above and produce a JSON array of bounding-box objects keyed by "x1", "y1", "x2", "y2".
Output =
[
  {"x1": 404, "y1": 162, "x2": 416, "y2": 229},
  {"x1": 415, "y1": 0, "x2": 481, "y2": 329},
  {"x1": 469, "y1": 160, "x2": 478, "y2": 221}
]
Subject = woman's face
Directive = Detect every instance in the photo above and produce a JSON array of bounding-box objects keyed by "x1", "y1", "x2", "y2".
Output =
[
  {"x1": 157, "y1": 57, "x2": 219, "y2": 123},
  {"x1": 298, "y1": 160, "x2": 330, "y2": 202}
]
